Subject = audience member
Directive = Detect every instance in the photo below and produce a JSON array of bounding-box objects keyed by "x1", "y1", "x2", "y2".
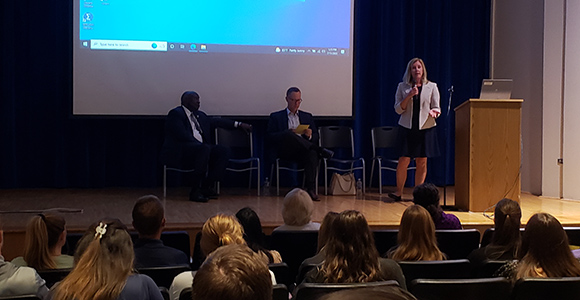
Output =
[
  {"x1": 0, "y1": 216, "x2": 49, "y2": 299},
  {"x1": 266, "y1": 86, "x2": 333, "y2": 201},
  {"x1": 319, "y1": 286, "x2": 417, "y2": 300},
  {"x1": 296, "y1": 211, "x2": 339, "y2": 283},
  {"x1": 235, "y1": 207, "x2": 282, "y2": 263},
  {"x1": 11, "y1": 213, "x2": 73, "y2": 270},
  {"x1": 48, "y1": 218, "x2": 163, "y2": 300},
  {"x1": 387, "y1": 205, "x2": 445, "y2": 261},
  {"x1": 497, "y1": 212, "x2": 580, "y2": 282},
  {"x1": 304, "y1": 210, "x2": 406, "y2": 290},
  {"x1": 413, "y1": 183, "x2": 461, "y2": 229},
  {"x1": 273, "y1": 188, "x2": 321, "y2": 231},
  {"x1": 468, "y1": 198, "x2": 521, "y2": 265},
  {"x1": 161, "y1": 90, "x2": 252, "y2": 202},
  {"x1": 192, "y1": 244, "x2": 273, "y2": 300},
  {"x1": 131, "y1": 195, "x2": 189, "y2": 268},
  {"x1": 169, "y1": 214, "x2": 277, "y2": 300}
]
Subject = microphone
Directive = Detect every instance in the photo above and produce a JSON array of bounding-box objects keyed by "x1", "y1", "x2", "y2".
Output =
[{"x1": 448, "y1": 85, "x2": 454, "y2": 93}]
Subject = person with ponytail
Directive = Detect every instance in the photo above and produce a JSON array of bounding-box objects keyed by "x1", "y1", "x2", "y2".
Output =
[
  {"x1": 388, "y1": 205, "x2": 445, "y2": 261},
  {"x1": 169, "y1": 214, "x2": 276, "y2": 300},
  {"x1": 11, "y1": 213, "x2": 73, "y2": 270},
  {"x1": 47, "y1": 218, "x2": 163, "y2": 300},
  {"x1": 468, "y1": 198, "x2": 522, "y2": 265}
]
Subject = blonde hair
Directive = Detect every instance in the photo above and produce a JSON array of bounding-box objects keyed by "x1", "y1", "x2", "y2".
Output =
[
  {"x1": 23, "y1": 213, "x2": 66, "y2": 270},
  {"x1": 282, "y1": 188, "x2": 314, "y2": 226},
  {"x1": 51, "y1": 219, "x2": 134, "y2": 300},
  {"x1": 389, "y1": 205, "x2": 444, "y2": 261},
  {"x1": 402, "y1": 57, "x2": 428, "y2": 85},
  {"x1": 200, "y1": 214, "x2": 246, "y2": 256}
]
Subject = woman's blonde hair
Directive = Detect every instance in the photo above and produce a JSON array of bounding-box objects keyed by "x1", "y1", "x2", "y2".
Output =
[
  {"x1": 389, "y1": 205, "x2": 444, "y2": 261},
  {"x1": 402, "y1": 57, "x2": 428, "y2": 85},
  {"x1": 319, "y1": 210, "x2": 384, "y2": 283},
  {"x1": 23, "y1": 213, "x2": 66, "y2": 270},
  {"x1": 282, "y1": 188, "x2": 314, "y2": 226},
  {"x1": 51, "y1": 218, "x2": 134, "y2": 300},
  {"x1": 200, "y1": 214, "x2": 246, "y2": 256}
]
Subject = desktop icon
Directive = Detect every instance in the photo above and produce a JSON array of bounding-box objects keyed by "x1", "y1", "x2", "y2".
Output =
[
  {"x1": 200, "y1": 44, "x2": 207, "y2": 50},
  {"x1": 275, "y1": 47, "x2": 281, "y2": 53},
  {"x1": 82, "y1": 12, "x2": 93, "y2": 22},
  {"x1": 190, "y1": 44, "x2": 196, "y2": 50},
  {"x1": 170, "y1": 44, "x2": 175, "y2": 49},
  {"x1": 151, "y1": 43, "x2": 158, "y2": 49}
]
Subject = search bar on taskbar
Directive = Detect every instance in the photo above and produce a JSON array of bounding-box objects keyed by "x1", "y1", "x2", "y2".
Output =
[{"x1": 90, "y1": 40, "x2": 167, "y2": 51}]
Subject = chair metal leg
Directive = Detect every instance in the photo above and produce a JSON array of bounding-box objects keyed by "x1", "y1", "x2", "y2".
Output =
[
  {"x1": 369, "y1": 159, "x2": 376, "y2": 189},
  {"x1": 361, "y1": 159, "x2": 366, "y2": 194},
  {"x1": 378, "y1": 159, "x2": 383, "y2": 194},
  {"x1": 163, "y1": 165, "x2": 167, "y2": 198},
  {"x1": 324, "y1": 159, "x2": 329, "y2": 195},
  {"x1": 276, "y1": 160, "x2": 280, "y2": 196},
  {"x1": 256, "y1": 160, "x2": 260, "y2": 196}
]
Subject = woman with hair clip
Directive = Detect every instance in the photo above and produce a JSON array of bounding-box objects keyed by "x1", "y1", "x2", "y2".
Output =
[
  {"x1": 304, "y1": 210, "x2": 406, "y2": 290},
  {"x1": 11, "y1": 213, "x2": 73, "y2": 270},
  {"x1": 468, "y1": 198, "x2": 521, "y2": 265},
  {"x1": 497, "y1": 212, "x2": 580, "y2": 282},
  {"x1": 169, "y1": 214, "x2": 277, "y2": 300},
  {"x1": 47, "y1": 218, "x2": 163, "y2": 300},
  {"x1": 389, "y1": 58, "x2": 441, "y2": 202},
  {"x1": 235, "y1": 207, "x2": 282, "y2": 264},
  {"x1": 387, "y1": 205, "x2": 445, "y2": 261}
]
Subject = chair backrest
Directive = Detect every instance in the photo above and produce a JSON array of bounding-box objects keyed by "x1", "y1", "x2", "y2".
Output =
[
  {"x1": 512, "y1": 277, "x2": 580, "y2": 300},
  {"x1": 137, "y1": 265, "x2": 191, "y2": 289},
  {"x1": 472, "y1": 260, "x2": 511, "y2": 278},
  {"x1": 397, "y1": 259, "x2": 472, "y2": 288},
  {"x1": 36, "y1": 268, "x2": 72, "y2": 288},
  {"x1": 293, "y1": 280, "x2": 399, "y2": 300},
  {"x1": 0, "y1": 296, "x2": 42, "y2": 300},
  {"x1": 269, "y1": 263, "x2": 293, "y2": 291},
  {"x1": 159, "y1": 231, "x2": 191, "y2": 260},
  {"x1": 373, "y1": 230, "x2": 399, "y2": 256},
  {"x1": 215, "y1": 127, "x2": 253, "y2": 157},
  {"x1": 318, "y1": 126, "x2": 354, "y2": 156},
  {"x1": 179, "y1": 284, "x2": 289, "y2": 300},
  {"x1": 178, "y1": 287, "x2": 192, "y2": 300},
  {"x1": 410, "y1": 277, "x2": 512, "y2": 300},
  {"x1": 370, "y1": 126, "x2": 399, "y2": 158},
  {"x1": 270, "y1": 231, "x2": 319, "y2": 282},
  {"x1": 435, "y1": 229, "x2": 480, "y2": 259},
  {"x1": 296, "y1": 263, "x2": 321, "y2": 286},
  {"x1": 564, "y1": 227, "x2": 580, "y2": 246}
]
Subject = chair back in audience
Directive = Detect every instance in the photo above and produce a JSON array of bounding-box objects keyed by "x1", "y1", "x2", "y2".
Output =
[
  {"x1": 0, "y1": 296, "x2": 42, "y2": 300},
  {"x1": 435, "y1": 229, "x2": 480, "y2": 259},
  {"x1": 564, "y1": 227, "x2": 580, "y2": 246},
  {"x1": 270, "y1": 231, "x2": 319, "y2": 282},
  {"x1": 373, "y1": 230, "x2": 399, "y2": 256},
  {"x1": 409, "y1": 277, "x2": 511, "y2": 300},
  {"x1": 273, "y1": 283, "x2": 290, "y2": 300},
  {"x1": 472, "y1": 260, "x2": 511, "y2": 278},
  {"x1": 512, "y1": 277, "x2": 580, "y2": 300},
  {"x1": 296, "y1": 263, "x2": 321, "y2": 286},
  {"x1": 269, "y1": 263, "x2": 293, "y2": 291},
  {"x1": 137, "y1": 265, "x2": 191, "y2": 289},
  {"x1": 159, "y1": 231, "x2": 191, "y2": 260},
  {"x1": 179, "y1": 285, "x2": 288, "y2": 300},
  {"x1": 397, "y1": 259, "x2": 472, "y2": 288},
  {"x1": 293, "y1": 280, "x2": 399, "y2": 300},
  {"x1": 480, "y1": 227, "x2": 525, "y2": 248},
  {"x1": 36, "y1": 268, "x2": 72, "y2": 288}
]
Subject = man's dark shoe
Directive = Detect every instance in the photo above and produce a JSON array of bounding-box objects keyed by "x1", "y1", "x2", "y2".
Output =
[
  {"x1": 200, "y1": 187, "x2": 219, "y2": 199},
  {"x1": 318, "y1": 148, "x2": 334, "y2": 159},
  {"x1": 189, "y1": 189, "x2": 209, "y2": 203},
  {"x1": 307, "y1": 189, "x2": 320, "y2": 201}
]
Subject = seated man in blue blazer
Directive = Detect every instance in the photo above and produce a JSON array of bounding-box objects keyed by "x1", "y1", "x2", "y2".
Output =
[
  {"x1": 266, "y1": 87, "x2": 333, "y2": 201},
  {"x1": 162, "y1": 91, "x2": 252, "y2": 202}
]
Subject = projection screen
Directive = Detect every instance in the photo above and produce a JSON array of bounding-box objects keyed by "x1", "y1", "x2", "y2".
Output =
[{"x1": 73, "y1": 0, "x2": 355, "y2": 116}]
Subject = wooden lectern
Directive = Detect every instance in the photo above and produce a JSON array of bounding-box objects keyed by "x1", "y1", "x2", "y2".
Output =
[{"x1": 454, "y1": 99, "x2": 523, "y2": 212}]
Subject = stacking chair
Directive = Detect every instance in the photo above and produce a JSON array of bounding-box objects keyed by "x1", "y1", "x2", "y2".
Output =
[
  {"x1": 512, "y1": 277, "x2": 580, "y2": 300},
  {"x1": 273, "y1": 159, "x2": 318, "y2": 196},
  {"x1": 270, "y1": 231, "x2": 319, "y2": 283},
  {"x1": 163, "y1": 164, "x2": 196, "y2": 198},
  {"x1": 435, "y1": 229, "x2": 480, "y2": 259},
  {"x1": 318, "y1": 126, "x2": 365, "y2": 195},
  {"x1": 215, "y1": 128, "x2": 260, "y2": 195},
  {"x1": 293, "y1": 280, "x2": 400, "y2": 300},
  {"x1": 397, "y1": 259, "x2": 472, "y2": 288},
  {"x1": 409, "y1": 277, "x2": 512, "y2": 300},
  {"x1": 136, "y1": 265, "x2": 191, "y2": 289},
  {"x1": 368, "y1": 126, "x2": 415, "y2": 194}
]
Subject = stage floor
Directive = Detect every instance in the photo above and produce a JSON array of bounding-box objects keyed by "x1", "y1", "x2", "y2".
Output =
[{"x1": 2, "y1": 186, "x2": 580, "y2": 259}]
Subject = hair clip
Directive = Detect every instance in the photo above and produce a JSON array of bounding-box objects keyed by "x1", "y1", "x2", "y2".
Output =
[{"x1": 95, "y1": 222, "x2": 107, "y2": 239}]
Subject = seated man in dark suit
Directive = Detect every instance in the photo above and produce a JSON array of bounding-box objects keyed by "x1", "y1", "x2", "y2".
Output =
[
  {"x1": 161, "y1": 91, "x2": 252, "y2": 202},
  {"x1": 266, "y1": 87, "x2": 333, "y2": 201},
  {"x1": 132, "y1": 195, "x2": 190, "y2": 268}
]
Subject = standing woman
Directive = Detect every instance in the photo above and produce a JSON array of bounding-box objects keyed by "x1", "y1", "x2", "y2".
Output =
[{"x1": 389, "y1": 58, "x2": 441, "y2": 201}]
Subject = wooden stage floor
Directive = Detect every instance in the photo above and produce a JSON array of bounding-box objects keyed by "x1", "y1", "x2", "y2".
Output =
[{"x1": 2, "y1": 186, "x2": 580, "y2": 259}]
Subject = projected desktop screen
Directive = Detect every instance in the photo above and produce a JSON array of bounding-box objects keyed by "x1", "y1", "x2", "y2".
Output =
[{"x1": 73, "y1": 0, "x2": 354, "y2": 116}]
